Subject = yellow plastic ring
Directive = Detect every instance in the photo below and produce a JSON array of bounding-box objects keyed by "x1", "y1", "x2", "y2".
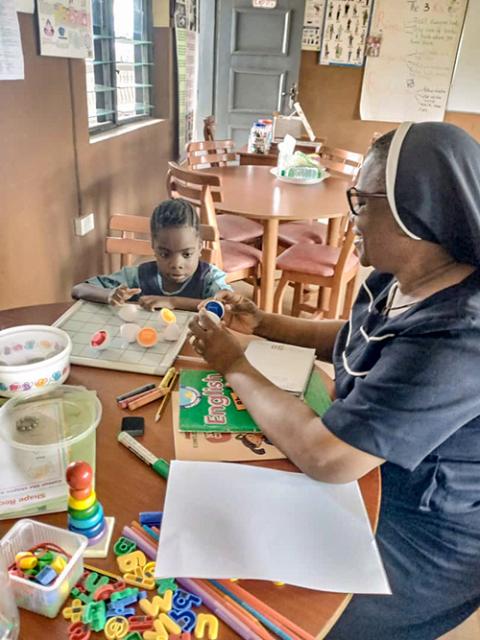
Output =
[{"x1": 68, "y1": 490, "x2": 96, "y2": 511}]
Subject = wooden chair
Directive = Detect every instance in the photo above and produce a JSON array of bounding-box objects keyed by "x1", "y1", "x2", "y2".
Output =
[
  {"x1": 186, "y1": 139, "x2": 264, "y2": 244},
  {"x1": 277, "y1": 147, "x2": 364, "y2": 249},
  {"x1": 318, "y1": 145, "x2": 364, "y2": 179},
  {"x1": 105, "y1": 214, "x2": 218, "y2": 269},
  {"x1": 166, "y1": 162, "x2": 261, "y2": 299},
  {"x1": 273, "y1": 217, "x2": 359, "y2": 320}
]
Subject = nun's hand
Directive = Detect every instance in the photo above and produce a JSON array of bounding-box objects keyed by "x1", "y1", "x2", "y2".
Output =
[
  {"x1": 198, "y1": 290, "x2": 264, "y2": 335},
  {"x1": 188, "y1": 309, "x2": 245, "y2": 374}
]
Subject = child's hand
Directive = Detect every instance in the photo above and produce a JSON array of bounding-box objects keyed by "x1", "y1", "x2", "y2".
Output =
[
  {"x1": 199, "y1": 291, "x2": 263, "y2": 335},
  {"x1": 109, "y1": 285, "x2": 141, "y2": 306},
  {"x1": 139, "y1": 296, "x2": 175, "y2": 311}
]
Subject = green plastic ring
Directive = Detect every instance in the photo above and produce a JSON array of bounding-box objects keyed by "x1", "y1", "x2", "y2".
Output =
[{"x1": 68, "y1": 501, "x2": 100, "y2": 521}]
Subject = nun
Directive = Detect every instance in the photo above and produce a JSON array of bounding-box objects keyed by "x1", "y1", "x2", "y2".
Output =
[{"x1": 188, "y1": 122, "x2": 480, "y2": 639}]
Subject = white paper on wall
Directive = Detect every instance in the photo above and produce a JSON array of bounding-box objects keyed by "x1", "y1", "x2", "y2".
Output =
[
  {"x1": 0, "y1": 0, "x2": 24, "y2": 80},
  {"x1": 360, "y1": 0, "x2": 468, "y2": 122}
]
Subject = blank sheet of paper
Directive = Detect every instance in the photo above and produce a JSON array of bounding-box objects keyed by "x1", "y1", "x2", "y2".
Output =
[{"x1": 155, "y1": 461, "x2": 390, "y2": 594}]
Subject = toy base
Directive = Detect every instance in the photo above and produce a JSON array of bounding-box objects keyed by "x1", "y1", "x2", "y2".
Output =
[{"x1": 83, "y1": 517, "x2": 115, "y2": 558}]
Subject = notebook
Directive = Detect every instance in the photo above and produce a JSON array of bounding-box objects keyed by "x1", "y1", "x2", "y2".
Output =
[{"x1": 244, "y1": 340, "x2": 316, "y2": 396}]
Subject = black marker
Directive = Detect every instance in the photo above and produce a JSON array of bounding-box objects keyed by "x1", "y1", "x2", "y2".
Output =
[{"x1": 116, "y1": 383, "x2": 156, "y2": 402}]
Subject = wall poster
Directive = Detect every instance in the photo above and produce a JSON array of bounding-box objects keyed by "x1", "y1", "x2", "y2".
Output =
[
  {"x1": 37, "y1": 0, "x2": 93, "y2": 59},
  {"x1": 302, "y1": 0, "x2": 326, "y2": 51},
  {"x1": 319, "y1": 0, "x2": 374, "y2": 67},
  {"x1": 175, "y1": 0, "x2": 198, "y2": 159}
]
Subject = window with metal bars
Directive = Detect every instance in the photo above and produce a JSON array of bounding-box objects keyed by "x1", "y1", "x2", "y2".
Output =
[{"x1": 86, "y1": 0, "x2": 154, "y2": 132}]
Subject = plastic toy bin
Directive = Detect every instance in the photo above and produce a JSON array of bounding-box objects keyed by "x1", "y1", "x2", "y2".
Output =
[{"x1": 0, "y1": 519, "x2": 87, "y2": 618}]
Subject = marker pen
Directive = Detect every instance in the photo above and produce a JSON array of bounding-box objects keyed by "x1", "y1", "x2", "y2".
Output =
[
  {"x1": 117, "y1": 431, "x2": 170, "y2": 479},
  {"x1": 116, "y1": 383, "x2": 156, "y2": 402}
]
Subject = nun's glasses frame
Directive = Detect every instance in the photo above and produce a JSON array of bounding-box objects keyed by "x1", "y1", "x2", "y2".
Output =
[{"x1": 347, "y1": 186, "x2": 388, "y2": 217}]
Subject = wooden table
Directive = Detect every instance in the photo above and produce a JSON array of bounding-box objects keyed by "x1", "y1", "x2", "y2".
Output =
[
  {"x1": 204, "y1": 166, "x2": 352, "y2": 313},
  {"x1": 0, "y1": 304, "x2": 381, "y2": 640}
]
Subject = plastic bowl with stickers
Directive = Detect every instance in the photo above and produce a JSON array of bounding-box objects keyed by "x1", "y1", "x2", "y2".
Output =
[{"x1": 0, "y1": 325, "x2": 72, "y2": 397}]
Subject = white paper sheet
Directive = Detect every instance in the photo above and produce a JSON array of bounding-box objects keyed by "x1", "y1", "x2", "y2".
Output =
[
  {"x1": 155, "y1": 461, "x2": 390, "y2": 594},
  {"x1": 0, "y1": 0, "x2": 24, "y2": 80}
]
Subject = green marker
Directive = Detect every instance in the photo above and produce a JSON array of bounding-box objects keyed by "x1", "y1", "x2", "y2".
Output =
[{"x1": 117, "y1": 432, "x2": 170, "y2": 479}]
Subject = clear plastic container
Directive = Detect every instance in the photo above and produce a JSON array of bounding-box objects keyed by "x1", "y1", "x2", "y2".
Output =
[
  {"x1": 0, "y1": 519, "x2": 87, "y2": 618},
  {"x1": 0, "y1": 554, "x2": 19, "y2": 639},
  {"x1": 0, "y1": 386, "x2": 101, "y2": 520}
]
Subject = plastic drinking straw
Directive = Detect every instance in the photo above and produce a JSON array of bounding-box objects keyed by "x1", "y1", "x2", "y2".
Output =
[
  {"x1": 211, "y1": 580, "x2": 295, "y2": 640},
  {"x1": 177, "y1": 577, "x2": 263, "y2": 640},
  {"x1": 217, "y1": 580, "x2": 315, "y2": 640}
]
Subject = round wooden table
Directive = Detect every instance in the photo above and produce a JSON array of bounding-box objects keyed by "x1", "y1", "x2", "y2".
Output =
[
  {"x1": 0, "y1": 304, "x2": 380, "y2": 640},
  {"x1": 204, "y1": 165, "x2": 352, "y2": 312}
]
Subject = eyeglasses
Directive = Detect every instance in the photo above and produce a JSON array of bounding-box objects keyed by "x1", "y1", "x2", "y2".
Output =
[{"x1": 346, "y1": 186, "x2": 388, "y2": 217}]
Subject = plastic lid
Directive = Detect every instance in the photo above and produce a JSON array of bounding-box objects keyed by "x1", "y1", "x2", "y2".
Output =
[{"x1": 0, "y1": 385, "x2": 101, "y2": 450}]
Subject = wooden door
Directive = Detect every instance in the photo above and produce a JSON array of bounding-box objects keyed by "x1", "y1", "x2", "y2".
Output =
[{"x1": 214, "y1": 0, "x2": 305, "y2": 145}]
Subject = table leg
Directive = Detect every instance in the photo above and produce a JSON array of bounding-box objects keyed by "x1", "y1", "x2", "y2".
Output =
[{"x1": 260, "y1": 219, "x2": 279, "y2": 312}]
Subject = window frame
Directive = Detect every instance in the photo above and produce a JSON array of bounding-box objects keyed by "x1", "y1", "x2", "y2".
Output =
[{"x1": 87, "y1": 0, "x2": 154, "y2": 135}]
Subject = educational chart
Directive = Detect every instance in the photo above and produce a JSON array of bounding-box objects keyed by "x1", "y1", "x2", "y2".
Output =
[
  {"x1": 175, "y1": 0, "x2": 198, "y2": 159},
  {"x1": 0, "y1": 0, "x2": 24, "y2": 80},
  {"x1": 53, "y1": 301, "x2": 193, "y2": 376},
  {"x1": 302, "y1": 0, "x2": 326, "y2": 51},
  {"x1": 37, "y1": 0, "x2": 93, "y2": 59},
  {"x1": 319, "y1": 0, "x2": 374, "y2": 67},
  {"x1": 360, "y1": 0, "x2": 468, "y2": 122},
  {"x1": 447, "y1": 0, "x2": 480, "y2": 113}
]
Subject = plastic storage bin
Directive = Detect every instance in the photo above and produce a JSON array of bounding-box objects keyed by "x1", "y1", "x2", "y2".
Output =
[
  {"x1": 0, "y1": 385, "x2": 101, "y2": 520},
  {"x1": 0, "y1": 553, "x2": 19, "y2": 639},
  {"x1": 0, "y1": 519, "x2": 87, "y2": 618}
]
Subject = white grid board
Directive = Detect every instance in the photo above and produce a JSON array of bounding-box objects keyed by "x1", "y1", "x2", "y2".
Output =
[{"x1": 53, "y1": 301, "x2": 193, "y2": 375}]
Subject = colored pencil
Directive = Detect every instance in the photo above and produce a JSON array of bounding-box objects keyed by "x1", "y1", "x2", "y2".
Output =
[
  {"x1": 160, "y1": 366, "x2": 176, "y2": 388},
  {"x1": 118, "y1": 387, "x2": 161, "y2": 409},
  {"x1": 175, "y1": 354, "x2": 206, "y2": 365},
  {"x1": 154, "y1": 371, "x2": 178, "y2": 422},
  {"x1": 211, "y1": 581, "x2": 295, "y2": 640},
  {"x1": 217, "y1": 580, "x2": 315, "y2": 640},
  {"x1": 83, "y1": 563, "x2": 122, "y2": 581},
  {"x1": 127, "y1": 386, "x2": 168, "y2": 410},
  {"x1": 177, "y1": 577, "x2": 263, "y2": 640}
]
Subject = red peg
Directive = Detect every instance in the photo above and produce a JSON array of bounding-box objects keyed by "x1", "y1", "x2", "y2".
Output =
[{"x1": 66, "y1": 461, "x2": 93, "y2": 491}]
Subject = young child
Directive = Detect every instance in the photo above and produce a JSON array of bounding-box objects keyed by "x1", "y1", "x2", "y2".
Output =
[{"x1": 72, "y1": 198, "x2": 232, "y2": 311}]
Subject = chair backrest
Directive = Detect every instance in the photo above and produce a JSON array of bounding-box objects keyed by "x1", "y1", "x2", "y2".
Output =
[
  {"x1": 166, "y1": 162, "x2": 224, "y2": 269},
  {"x1": 105, "y1": 214, "x2": 217, "y2": 268},
  {"x1": 319, "y1": 146, "x2": 363, "y2": 179},
  {"x1": 186, "y1": 139, "x2": 239, "y2": 170},
  {"x1": 333, "y1": 216, "x2": 357, "y2": 280}
]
